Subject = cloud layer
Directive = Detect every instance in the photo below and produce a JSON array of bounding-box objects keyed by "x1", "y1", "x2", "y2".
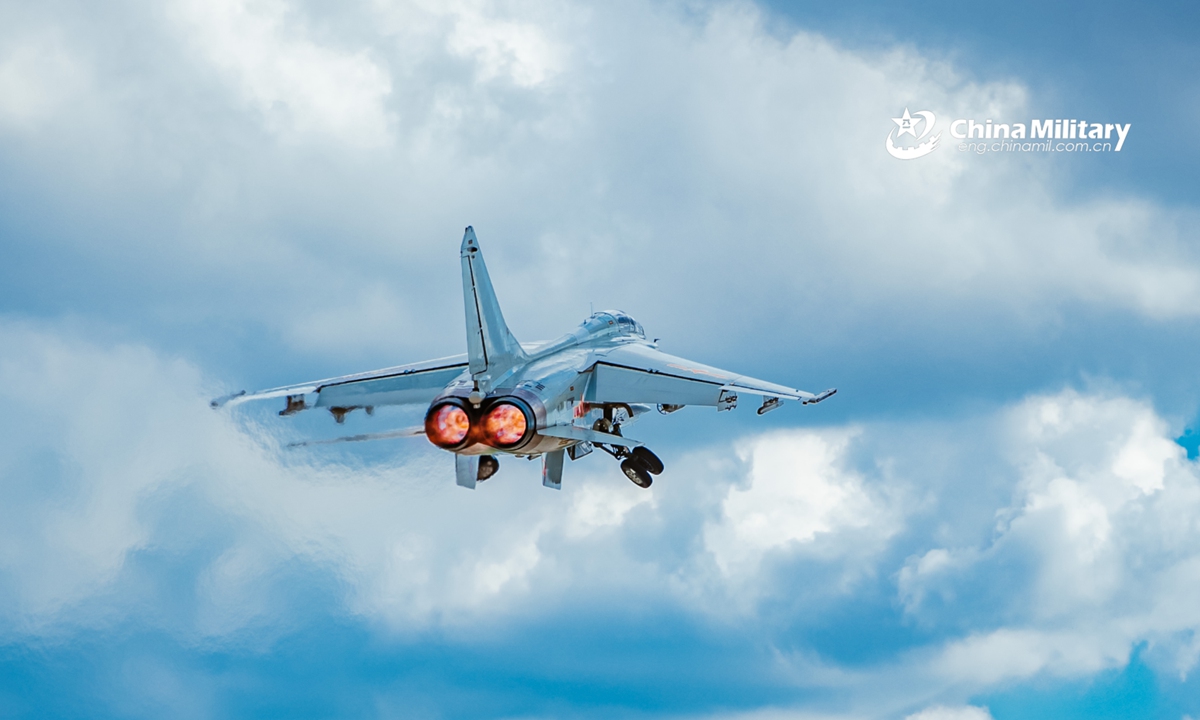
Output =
[
  {"x1": 2, "y1": 316, "x2": 1198, "y2": 716},
  {"x1": 2, "y1": 0, "x2": 1200, "y2": 717},
  {"x1": 3, "y1": 0, "x2": 1199, "y2": 372}
]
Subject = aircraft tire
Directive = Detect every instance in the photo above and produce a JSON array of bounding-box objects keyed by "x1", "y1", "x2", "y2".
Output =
[
  {"x1": 631, "y1": 447, "x2": 664, "y2": 475},
  {"x1": 621, "y1": 458, "x2": 653, "y2": 488}
]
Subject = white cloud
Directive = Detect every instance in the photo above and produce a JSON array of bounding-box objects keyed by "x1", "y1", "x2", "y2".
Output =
[
  {"x1": 932, "y1": 628, "x2": 1130, "y2": 685},
  {"x1": 2, "y1": 0, "x2": 1199, "y2": 374},
  {"x1": 704, "y1": 429, "x2": 895, "y2": 583},
  {"x1": 0, "y1": 319, "x2": 675, "y2": 635},
  {"x1": 0, "y1": 320, "x2": 521, "y2": 632},
  {"x1": 435, "y1": 0, "x2": 568, "y2": 87},
  {"x1": 566, "y1": 480, "x2": 655, "y2": 538},
  {"x1": 0, "y1": 322, "x2": 206, "y2": 629},
  {"x1": 7, "y1": 315, "x2": 1200, "y2": 713},
  {"x1": 897, "y1": 391, "x2": 1200, "y2": 685},
  {"x1": 903, "y1": 706, "x2": 993, "y2": 720},
  {"x1": 0, "y1": 319, "x2": 898, "y2": 638},
  {"x1": 172, "y1": 0, "x2": 394, "y2": 146},
  {"x1": 897, "y1": 547, "x2": 978, "y2": 614},
  {"x1": 0, "y1": 31, "x2": 87, "y2": 130}
]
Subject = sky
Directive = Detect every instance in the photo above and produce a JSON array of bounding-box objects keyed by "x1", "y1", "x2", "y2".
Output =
[{"x1": 1, "y1": 0, "x2": 1199, "y2": 718}]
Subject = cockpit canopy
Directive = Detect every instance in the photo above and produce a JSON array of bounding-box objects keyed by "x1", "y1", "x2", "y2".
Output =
[{"x1": 580, "y1": 310, "x2": 645, "y2": 339}]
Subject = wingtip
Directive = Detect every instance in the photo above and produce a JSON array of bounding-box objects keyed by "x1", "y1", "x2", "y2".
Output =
[
  {"x1": 802, "y1": 388, "x2": 837, "y2": 405},
  {"x1": 210, "y1": 390, "x2": 247, "y2": 409}
]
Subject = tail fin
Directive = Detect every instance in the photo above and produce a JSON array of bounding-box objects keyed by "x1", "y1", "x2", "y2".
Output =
[{"x1": 461, "y1": 226, "x2": 527, "y2": 388}]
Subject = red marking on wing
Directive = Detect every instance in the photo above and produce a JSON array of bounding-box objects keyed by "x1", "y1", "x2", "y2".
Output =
[{"x1": 666, "y1": 363, "x2": 729, "y2": 380}]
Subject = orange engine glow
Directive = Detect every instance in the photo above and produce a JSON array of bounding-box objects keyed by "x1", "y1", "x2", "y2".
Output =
[
  {"x1": 426, "y1": 403, "x2": 471, "y2": 448},
  {"x1": 483, "y1": 402, "x2": 529, "y2": 447}
]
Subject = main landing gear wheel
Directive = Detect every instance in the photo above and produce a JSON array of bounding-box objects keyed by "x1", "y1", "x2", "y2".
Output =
[
  {"x1": 621, "y1": 458, "x2": 653, "y2": 488},
  {"x1": 630, "y1": 447, "x2": 663, "y2": 475}
]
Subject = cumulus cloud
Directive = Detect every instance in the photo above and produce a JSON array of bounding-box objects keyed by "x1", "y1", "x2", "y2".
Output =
[
  {"x1": 172, "y1": 0, "x2": 394, "y2": 146},
  {"x1": 0, "y1": 319, "x2": 881, "y2": 636},
  {"x1": 899, "y1": 391, "x2": 1200, "y2": 685},
  {"x1": 2, "y1": 0, "x2": 1198, "y2": 382},
  {"x1": 6, "y1": 315, "x2": 1200, "y2": 714},
  {"x1": 0, "y1": 317, "x2": 890, "y2": 638},
  {"x1": 903, "y1": 706, "x2": 993, "y2": 720},
  {"x1": 0, "y1": 30, "x2": 87, "y2": 129},
  {"x1": 435, "y1": 0, "x2": 568, "y2": 87},
  {"x1": 0, "y1": 318, "x2": 707, "y2": 637},
  {"x1": 0, "y1": 319, "x2": 606, "y2": 634},
  {"x1": 702, "y1": 428, "x2": 899, "y2": 602}
]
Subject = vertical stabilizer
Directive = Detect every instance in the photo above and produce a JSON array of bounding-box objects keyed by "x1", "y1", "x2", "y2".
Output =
[{"x1": 461, "y1": 226, "x2": 527, "y2": 389}]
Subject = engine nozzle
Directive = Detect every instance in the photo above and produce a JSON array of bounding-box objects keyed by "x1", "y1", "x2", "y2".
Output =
[
  {"x1": 482, "y1": 400, "x2": 532, "y2": 449},
  {"x1": 425, "y1": 399, "x2": 473, "y2": 449}
]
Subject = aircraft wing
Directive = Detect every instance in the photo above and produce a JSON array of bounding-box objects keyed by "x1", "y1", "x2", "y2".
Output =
[
  {"x1": 585, "y1": 344, "x2": 833, "y2": 409},
  {"x1": 211, "y1": 354, "x2": 469, "y2": 412}
]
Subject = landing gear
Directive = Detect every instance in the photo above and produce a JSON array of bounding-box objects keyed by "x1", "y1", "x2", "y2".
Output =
[
  {"x1": 621, "y1": 458, "x2": 653, "y2": 488},
  {"x1": 601, "y1": 444, "x2": 663, "y2": 488},
  {"x1": 590, "y1": 415, "x2": 664, "y2": 489},
  {"x1": 478, "y1": 455, "x2": 499, "y2": 481},
  {"x1": 630, "y1": 447, "x2": 663, "y2": 475}
]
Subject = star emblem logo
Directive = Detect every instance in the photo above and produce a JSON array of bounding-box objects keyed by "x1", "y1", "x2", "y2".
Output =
[
  {"x1": 892, "y1": 108, "x2": 920, "y2": 137},
  {"x1": 885, "y1": 107, "x2": 940, "y2": 160}
]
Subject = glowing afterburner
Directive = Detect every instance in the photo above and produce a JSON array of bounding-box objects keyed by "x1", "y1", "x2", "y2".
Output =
[
  {"x1": 426, "y1": 402, "x2": 471, "y2": 449},
  {"x1": 483, "y1": 402, "x2": 529, "y2": 447}
]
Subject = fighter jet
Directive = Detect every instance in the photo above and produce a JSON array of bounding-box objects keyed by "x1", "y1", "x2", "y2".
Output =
[{"x1": 212, "y1": 226, "x2": 835, "y2": 489}]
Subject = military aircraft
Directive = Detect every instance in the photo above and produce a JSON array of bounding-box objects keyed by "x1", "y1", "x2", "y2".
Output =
[{"x1": 212, "y1": 227, "x2": 835, "y2": 490}]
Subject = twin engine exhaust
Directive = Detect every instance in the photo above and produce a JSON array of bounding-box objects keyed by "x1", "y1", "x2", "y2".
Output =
[{"x1": 425, "y1": 396, "x2": 537, "y2": 451}]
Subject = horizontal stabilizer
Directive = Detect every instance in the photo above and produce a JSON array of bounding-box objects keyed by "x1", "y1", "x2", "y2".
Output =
[
  {"x1": 539, "y1": 424, "x2": 643, "y2": 448},
  {"x1": 209, "y1": 355, "x2": 469, "y2": 414}
]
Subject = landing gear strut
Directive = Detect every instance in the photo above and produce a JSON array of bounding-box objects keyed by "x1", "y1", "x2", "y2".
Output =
[{"x1": 591, "y1": 417, "x2": 664, "y2": 488}]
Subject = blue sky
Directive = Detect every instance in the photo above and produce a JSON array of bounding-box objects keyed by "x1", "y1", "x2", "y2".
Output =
[{"x1": 2, "y1": 1, "x2": 1200, "y2": 718}]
